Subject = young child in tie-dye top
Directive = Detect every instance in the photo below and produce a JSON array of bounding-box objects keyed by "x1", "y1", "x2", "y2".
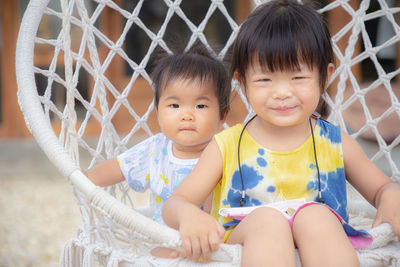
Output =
[
  {"x1": 163, "y1": 1, "x2": 400, "y2": 266},
  {"x1": 86, "y1": 42, "x2": 230, "y2": 258}
]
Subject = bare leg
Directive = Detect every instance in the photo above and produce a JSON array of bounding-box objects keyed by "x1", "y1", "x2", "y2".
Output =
[
  {"x1": 227, "y1": 207, "x2": 296, "y2": 267},
  {"x1": 292, "y1": 204, "x2": 359, "y2": 267}
]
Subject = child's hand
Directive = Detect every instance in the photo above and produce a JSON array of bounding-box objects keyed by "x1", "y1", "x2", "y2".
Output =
[
  {"x1": 372, "y1": 183, "x2": 400, "y2": 239},
  {"x1": 179, "y1": 206, "x2": 225, "y2": 262}
]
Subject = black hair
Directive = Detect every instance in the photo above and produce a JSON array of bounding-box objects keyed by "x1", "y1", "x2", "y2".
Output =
[
  {"x1": 231, "y1": 0, "x2": 334, "y2": 91},
  {"x1": 151, "y1": 41, "x2": 230, "y2": 119}
]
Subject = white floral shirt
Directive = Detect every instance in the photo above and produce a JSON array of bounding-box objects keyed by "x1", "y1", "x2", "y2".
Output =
[{"x1": 117, "y1": 133, "x2": 198, "y2": 224}]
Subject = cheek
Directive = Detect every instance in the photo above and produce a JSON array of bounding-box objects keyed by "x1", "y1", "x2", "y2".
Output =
[
  {"x1": 302, "y1": 89, "x2": 320, "y2": 106},
  {"x1": 157, "y1": 110, "x2": 172, "y2": 127},
  {"x1": 198, "y1": 112, "x2": 220, "y2": 132},
  {"x1": 247, "y1": 89, "x2": 268, "y2": 107}
]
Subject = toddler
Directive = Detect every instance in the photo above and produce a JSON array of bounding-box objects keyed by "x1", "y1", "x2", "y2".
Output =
[
  {"x1": 162, "y1": 1, "x2": 400, "y2": 266},
  {"x1": 86, "y1": 42, "x2": 230, "y2": 258}
]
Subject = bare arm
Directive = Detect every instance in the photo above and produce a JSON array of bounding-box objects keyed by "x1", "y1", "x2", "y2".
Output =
[
  {"x1": 202, "y1": 193, "x2": 213, "y2": 214},
  {"x1": 342, "y1": 132, "x2": 400, "y2": 238},
  {"x1": 342, "y1": 132, "x2": 392, "y2": 205},
  {"x1": 85, "y1": 158, "x2": 125, "y2": 187},
  {"x1": 163, "y1": 139, "x2": 223, "y2": 225},
  {"x1": 162, "y1": 139, "x2": 225, "y2": 261}
]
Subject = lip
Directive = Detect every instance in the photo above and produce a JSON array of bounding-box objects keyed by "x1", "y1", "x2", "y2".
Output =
[
  {"x1": 179, "y1": 128, "x2": 196, "y2": 131},
  {"x1": 271, "y1": 106, "x2": 297, "y2": 113}
]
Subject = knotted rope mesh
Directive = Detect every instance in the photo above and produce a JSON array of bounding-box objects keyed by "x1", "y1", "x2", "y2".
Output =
[{"x1": 23, "y1": 0, "x2": 400, "y2": 265}]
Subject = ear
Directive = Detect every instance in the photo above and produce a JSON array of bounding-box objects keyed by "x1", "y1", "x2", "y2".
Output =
[
  {"x1": 233, "y1": 71, "x2": 240, "y2": 82},
  {"x1": 234, "y1": 71, "x2": 244, "y2": 86},
  {"x1": 234, "y1": 71, "x2": 247, "y2": 96},
  {"x1": 217, "y1": 109, "x2": 228, "y2": 132},
  {"x1": 325, "y1": 63, "x2": 335, "y2": 88}
]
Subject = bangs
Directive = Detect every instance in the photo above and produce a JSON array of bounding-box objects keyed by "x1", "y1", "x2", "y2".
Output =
[
  {"x1": 253, "y1": 13, "x2": 317, "y2": 73},
  {"x1": 232, "y1": 0, "x2": 333, "y2": 88},
  {"x1": 152, "y1": 42, "x2": 230, "y2": 118},
  {"x1": 163, "y1": 55, "x2": 217, "y2": 88}
]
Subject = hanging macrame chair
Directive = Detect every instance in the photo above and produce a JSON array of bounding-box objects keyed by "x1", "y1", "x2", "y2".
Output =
[{"x1": 16, "y1": 0, "x2": 400, "y2": 266}]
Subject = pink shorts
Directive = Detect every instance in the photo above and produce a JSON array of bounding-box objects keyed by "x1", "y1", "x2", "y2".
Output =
[{"x1": 287, "y1": 202, "x2": 373, "y2": 248}]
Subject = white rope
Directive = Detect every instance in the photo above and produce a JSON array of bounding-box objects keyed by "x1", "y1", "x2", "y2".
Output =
[{"x1": 61, "y1": 0, "x2": 79, "y2": 164}]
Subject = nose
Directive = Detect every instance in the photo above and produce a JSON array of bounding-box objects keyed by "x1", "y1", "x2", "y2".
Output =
[
  {"x1": 272, "y1": 82, "x2": 293, "y2": 100},
  {"x1": 181, "y1": 110, "x2": 194, "y2": 121}
]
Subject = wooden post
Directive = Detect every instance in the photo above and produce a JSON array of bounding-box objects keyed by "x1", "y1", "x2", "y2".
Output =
[
  {"x1": 0, "y1": 0, "x2": 29, "y2": 137},
  {"x1": 236, "y1": 0, "x2": 252, "y2": 24}
]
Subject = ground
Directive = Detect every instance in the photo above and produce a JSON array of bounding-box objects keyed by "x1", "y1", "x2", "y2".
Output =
[{"x1": 0, "y1": 139, "x2": 81, "y2": 267}]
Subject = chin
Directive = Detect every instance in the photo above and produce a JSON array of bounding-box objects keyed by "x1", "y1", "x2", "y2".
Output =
[
  {"x1": 175, "y1": 138, "x2": 199, "y2": 145},
  {"x1": 270, "y1": 118, "x2": 303, "y2": 128}
]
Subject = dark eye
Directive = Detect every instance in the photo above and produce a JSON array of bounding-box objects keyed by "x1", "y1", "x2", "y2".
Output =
[
  {"x1": 197, "y1": 104, "x2": 207, "y2": 109},
  {"x1": 169, "y1": 103, "x2": 179, "y2": 108}
]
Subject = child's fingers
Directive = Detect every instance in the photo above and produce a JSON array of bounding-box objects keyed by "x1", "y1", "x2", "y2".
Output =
[
  {"x1": 388, "y1": 216, "x2": 400, "y2": 240},
  {"x1": 209, "y1": 229, "x2": 222, "y2": 252},
  {"x1": 372, "y1": 212, "x2": 400, "y2": 240},
  {"x1": 216, "y1": 221, "x2": 226, "y2": 241},
  {"x1": 200, "y1": 235, "x2": 212, "y2": 262},
  {"x1": 393, "y1": 225, "x2": 400, "y2": 241},
  {"x1": 372, "y1": 213, "x2": 382, "y2": 228},
  {"x1": 181, "y1": 236, "x2": 192, "y2": 259},
  {"x1": 178, "y1": 250, "x2": 186, "y2": 258},
  {"x1": 190, "y1": 236, "x2": 202, "y2": 261}
]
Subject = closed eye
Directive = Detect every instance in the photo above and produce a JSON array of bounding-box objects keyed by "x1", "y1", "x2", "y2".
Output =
[
  {"x1": 293, "y1": 76, "x2": 308, "y2": 80},
  {"x1": 258, "y1": 78, "x2": 271, "y2": 82}
]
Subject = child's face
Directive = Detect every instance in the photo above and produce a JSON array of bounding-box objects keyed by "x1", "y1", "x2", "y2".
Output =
[
  {"x1": 241, "y1": 61, "x2": 321, "y2": 128},
  {"x1": 157, "y1": 77, "x2": 223, "y2": 155}
]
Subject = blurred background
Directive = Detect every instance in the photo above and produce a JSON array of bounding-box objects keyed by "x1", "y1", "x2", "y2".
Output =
[
  {"x1": 1, "y1": 0, "x2": 399, "y2": 266},
  {"x1": 0, "y1": 139, "x2": 81, "y2": 266}
]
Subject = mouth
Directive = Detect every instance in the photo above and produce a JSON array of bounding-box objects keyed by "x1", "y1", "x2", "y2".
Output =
[
  {"x1": 179, "y1": 128, "x2": 196, "y2": 131},
  {"x1": 271, "y1": 106, "x2": 297, "y2": 113}
]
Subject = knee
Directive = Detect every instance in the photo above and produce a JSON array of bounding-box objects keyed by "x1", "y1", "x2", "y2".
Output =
[
  {"x1": 228, "y1": 207, "x2": 291, "y2": 245},
  {"x1": 292, "y1": 204, "x2": 341, "y2": 234},
  {"x1": 245, "y1": 207, "x2": 289, "y2": 229}
]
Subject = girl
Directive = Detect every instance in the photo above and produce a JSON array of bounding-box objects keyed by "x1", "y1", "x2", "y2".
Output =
[
  {"x1": 162, "y1": 1, "x2": 400, "y2": 266},
  {"x1": 86, "y1": 43, "x2": 230, "y2": 257}
]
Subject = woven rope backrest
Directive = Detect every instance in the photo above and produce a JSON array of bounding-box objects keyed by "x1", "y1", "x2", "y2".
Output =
[{"x1": 30, "y1": 0, "x2": 399, "y2": 254}]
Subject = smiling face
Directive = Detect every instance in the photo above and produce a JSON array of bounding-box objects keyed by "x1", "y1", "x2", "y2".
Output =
[
  {"x1": 241, "y1": 61, "x2": 325, "y2": 129},
  {"x1": 157, "y1": 77, "x2": 224, "y2": 158}
]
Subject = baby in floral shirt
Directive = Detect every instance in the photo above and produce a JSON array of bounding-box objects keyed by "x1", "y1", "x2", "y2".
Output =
[{"x1": 86, "y1": 42, "x2": 230, "y2": 257}]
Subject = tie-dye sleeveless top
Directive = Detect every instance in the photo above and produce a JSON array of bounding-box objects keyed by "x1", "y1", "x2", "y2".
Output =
[{"x1": 211, "y1": 118, "x2": 349, "y2": 228}]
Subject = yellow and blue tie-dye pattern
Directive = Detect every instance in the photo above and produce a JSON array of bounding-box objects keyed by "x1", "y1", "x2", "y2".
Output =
[{"x1": 212, "y1": 119, "x2": 360, "y2": 238}]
